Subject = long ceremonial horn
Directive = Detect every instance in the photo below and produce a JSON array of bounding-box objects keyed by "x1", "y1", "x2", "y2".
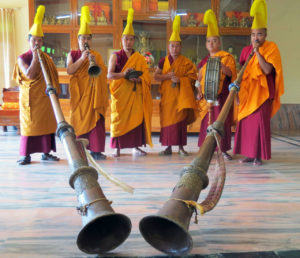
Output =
[
  {"x1": 139, "y1": 46, "x2": 255, "y2": 255},
  {"x1": 35, "y1": 46, "x2": 131, "y2": 254}
]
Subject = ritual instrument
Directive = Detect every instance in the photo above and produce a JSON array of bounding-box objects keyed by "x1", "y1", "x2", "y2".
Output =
[
  {"x1": 125, "y1": 69, "x2": 143, "y2": 91},
  {"x1": 139, "y1": 46, "x2": 255, "y2": 256},
  {"x1": 84, "y1": 43, "x2": 102, "y2": 77},
  {"x1": 204, "y1": 56, "x2": 221, "y2": 125},
  {"x1": 35, "y1": 45, "x2": 131, "y2": 254}
]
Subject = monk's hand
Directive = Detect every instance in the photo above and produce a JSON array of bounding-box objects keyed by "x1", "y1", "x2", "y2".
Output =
[
  {"x1": 197, "y1": 88, "x2": 203, "y2": 100},
  {"x1": 253, "y1": 40, "x2": 260, "y2": 54},
  {"x1": 253, "y1": 46, "x2": 259, "y2": 54},
  {"x1": 123, "y1": 68, "x2": 134, "y2": 78},
  {"x1": 171, "y1": 75, "x2": 180, "y2": 83},
  {"x1": 168, "y1": 71, "x2": 175, "y2": 80},
  {"x1": 80, "y1": 50, "x2": 89, "y2": 60},
  {"x1": 129, "y1": 77, "x2": 141, "y2": 83},
  {"x1": 221, "y1": 63, "x2": 232, "y2": 77},
  {"x1": 32, "y1": 47, "x2": 39, "y2": 60}
]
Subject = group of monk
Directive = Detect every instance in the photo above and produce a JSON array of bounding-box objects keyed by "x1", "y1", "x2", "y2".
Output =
[{"x1": 14, "y1": 0, "x2": 284, "y2": 167}]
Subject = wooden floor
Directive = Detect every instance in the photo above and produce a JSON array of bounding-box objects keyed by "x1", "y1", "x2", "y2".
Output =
[{"x1": 0, "y1": 128, "x2": 300, "y2": 258}]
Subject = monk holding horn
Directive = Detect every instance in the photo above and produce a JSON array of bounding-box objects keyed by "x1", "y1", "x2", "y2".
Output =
[
  {"x1": 233, "y1": 0, "x2": 284, "y2": 166},
  {"x1": 13, "y1": 5, "x2": 60, "y2": 165}
]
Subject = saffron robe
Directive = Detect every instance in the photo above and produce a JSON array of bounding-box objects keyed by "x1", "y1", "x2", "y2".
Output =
[
  {"x1": 109, "y1": 51, "x2": 153, "y2": 147},
  {"x1": 69, "y1": 50, "x2": 108, "y2": 136},
  {"x1": 237, "y1": 41, "x2": 284, "y2": 121},
  {"x1": 233, "y1": 42, "x2": 284, "y2": 160},
  {"x1": 197, "y1": 51, "x2": 237, "y2": 151},
  {"x1": 159, "y1": 55, "x2": 197, "y2": 145},
  {"x1": 13, "y1": 50, "x2": 60, "y2": 136}
]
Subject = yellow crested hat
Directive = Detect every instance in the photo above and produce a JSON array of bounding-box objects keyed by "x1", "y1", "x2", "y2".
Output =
[
  {"x1": 28, "y1": 5, "x2": 45, "y2": 37},
  {"x1": 78, "y1": 6, "x2": 91, "y2": 35},
  {"x1": 169, "y1": 15, "x2": 181, "y2": 42},
  {"x1": 250, "y1": 0, "x2": 267, "y2": 29},
  {"x1": 203, "y1": 9, "x2": 219, "y2": 38},
  {"x1": 122, "y1": 8, "x2": 135, "y2": 36}
]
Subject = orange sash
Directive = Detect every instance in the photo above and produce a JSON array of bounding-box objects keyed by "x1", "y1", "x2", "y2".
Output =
[
  {"x1": 159, "y1": 55, "x2": 197, "y2": 128},
  {"x1": 109, "y1": 52, "x2": 153, "y2": 147},
  {"x1": 238, "y1": 41, "x2": 284, "y2": 121},
  {"x1": 69, "y1": 50, "x2": 108, "y2": 135},
  {"x1": 13, "y1": 52, "x2": 60, "y2": 136}
]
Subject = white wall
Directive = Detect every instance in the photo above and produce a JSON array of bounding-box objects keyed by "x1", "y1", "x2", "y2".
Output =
[
  {"x1": 266, "y1": 0, "x2": 300, "y2": 104},
  {"x1": 0, "y1": 0, "x2": 29, "y2": 55}
]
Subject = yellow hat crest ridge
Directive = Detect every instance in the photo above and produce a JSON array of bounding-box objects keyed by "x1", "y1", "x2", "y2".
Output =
[
  {"x1": 250, "y1": 0, "x2": 267, "y2": 29},
  {"x1": 203, "y1": 9, "x2": 219, "y2": 38},
  {"x1": 78, "y1": 6, "x2": 92, "y2": 36},
  {"x1": 28, "y1": 5, "x2": 45, "y2": 37},
  {"x1": 169, "y1": 15, "x2": 181, "y2": 42},
  {"x1": 122, "y1": 8, "x2": 135, "y2": 36}
]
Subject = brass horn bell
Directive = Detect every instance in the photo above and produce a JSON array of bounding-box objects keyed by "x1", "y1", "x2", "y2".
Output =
[
  {"x1": 71, "y1": 166, "x2": 132, "y2": 254},
  {"x1": 84, "y1": 43, "x2": 101, "y2": 77},
  {"x1": 88, "y1": 60, "x2": 101, "y2": 77}
]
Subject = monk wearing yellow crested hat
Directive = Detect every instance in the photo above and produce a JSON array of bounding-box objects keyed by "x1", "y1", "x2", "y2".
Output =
[
  {"x1": 107, "y1": 8, "x2": 152, "y2": 157},
  {"x1": 197, "y1": 9, "x2": 237, "y2": 161},
  {"x1": 233, "y1": 0, "x2": 284, "y2": 166},
  {"x1": 154, "y1": 15, "x2": 197, "y2": 156},
  {"x1": 67, "y1": 6, "x2": 108, "y2": 160},
  {"x1": 13, "y1": 5, "x2": 61, "y2": 165}
]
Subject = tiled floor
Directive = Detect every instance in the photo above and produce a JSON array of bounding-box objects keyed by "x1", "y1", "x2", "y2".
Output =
[{"x1": 0, "y1": 128, "x2": 300, "y2": 258}]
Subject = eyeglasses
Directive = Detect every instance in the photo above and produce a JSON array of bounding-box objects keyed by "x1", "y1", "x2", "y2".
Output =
[{"x1": 80, "y1": 36, "x2": 92, "y2": 41}]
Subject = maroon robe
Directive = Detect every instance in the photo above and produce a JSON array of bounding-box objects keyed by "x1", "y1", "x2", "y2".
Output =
[
  {"x1": 71, "y1": 50, "x2": 106, "y2": 152},
  {"x1": 233, "y1": 45, "x2": 276, "y2": 160},
  {"x1": 197, "y1": 55, "x2": 233, "y2": 152},
  {"x1": 158, "y1": 55, "x2": 188, "y2": 146},
  {"x1": 109, "y1": 49, "x2": 146, "y2": 149},
  {"x1": 19, "y1": 50, "x2": 56, "y2": 156}
]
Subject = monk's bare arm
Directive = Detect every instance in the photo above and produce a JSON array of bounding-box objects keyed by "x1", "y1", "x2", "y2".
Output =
[
  {"x1": 66, "y1": 51, "x2": 88, "y2": 75},
  {"x1": 221, "y1": 63, "x2": 232, "y2": 77},
  {"x1": 18, "y1": 51, "x2": 40, "y2": 80},
  {"x1": 197, "y1": 67, "x2": 203, "y2": 82},
  {"x1": 254, "y1": 49, "x2": 273, "y2": 75},
  {"x1": 107, "y1": 54, "x2": 127, "y2": 80},
  {"x1": 154, "y1": 67, "x2": 173, "y2": 82}
]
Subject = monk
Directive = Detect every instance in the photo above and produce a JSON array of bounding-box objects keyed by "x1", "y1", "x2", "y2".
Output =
[
  {"x1": 107, "y1": 8, "x2": 152, "y2": 157},
  {"x1": 197, "y1": 9, "x2": 237, "y2": 160},
  {"x1": 154, "y1": 15, "x2": 197, "y2": 156},
  {"x1": 13, "y1": 5, "x2": 60, "y2": 165},
  {"x1": 67, "y1": 6, "x2": 108, "y2": 160},
  {"x1": 233, "y1": 0, "x2": 284, "y2": 166}
]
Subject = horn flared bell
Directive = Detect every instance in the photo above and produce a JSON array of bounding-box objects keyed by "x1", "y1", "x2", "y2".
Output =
[
  {"x1": 84, "y1": 43, "x2": 101, "y2": 78},
  {"x1": 77, "y1": 212, "x2": 131, "y2": 254},
  {"x1": 88, "y1": 62, "x2": 101, "y2": 77},
  {"x1": 139, "y1": 215, "x2": 192, "y2": 255}
]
